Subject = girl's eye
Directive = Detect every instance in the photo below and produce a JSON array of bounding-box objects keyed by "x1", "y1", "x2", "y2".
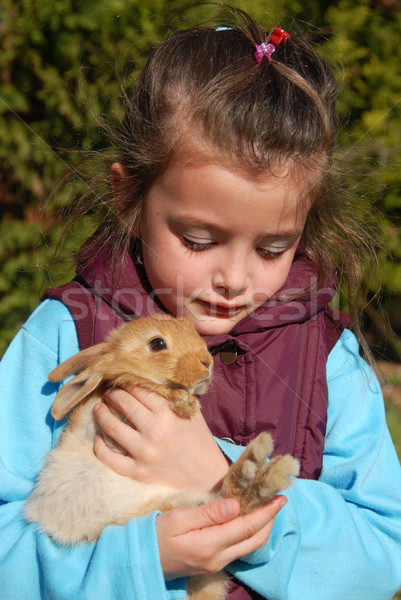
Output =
[
  {"x1": 180, "y1": 236, "x2": 215, "y2": 252},
  {"x1": 257, "y1": 247, "x2": 286, "y2": 261}
]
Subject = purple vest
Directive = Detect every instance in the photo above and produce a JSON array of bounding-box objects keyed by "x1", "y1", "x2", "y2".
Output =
[{"x1": 45, "y1": 238, "x2": 349, "y2": 600}]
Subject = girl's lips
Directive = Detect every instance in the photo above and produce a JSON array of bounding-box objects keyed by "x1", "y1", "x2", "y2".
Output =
[{"x1": 195, "y1": 299, "x2": 247, "y2": 317}]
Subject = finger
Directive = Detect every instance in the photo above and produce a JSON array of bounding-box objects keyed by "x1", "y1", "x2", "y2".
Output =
[
  {"x1": 209, "y1": 495, "x2": 286, "y2": 549},
  {"x1": 160, "y1": 498, "x2": 241, "y2": 537},
  {"x1": 157, "y1": 496, "x2": 286, "y2": 577},
  {"x1": 125, "y1": 385, "x2": 168, "y2": 413},
  {"x1": 226, "y1": 502, "x2": 283, "y2": 550},
  {"x1": 93, "y1": 402, "x2": 140, "y2": 453},
  {"x1": 216, "y1": 496, "x2": 287, "y2": 560},
  {"x1": 93, "y1": 432, "x2": 138, "y2": 478},
  {"x1": 184, "y1": 496, "x2": 286, "y2": 572},
  {"x1": 214, "y1": 520, "x2": 274, "y2": 569},
  {"x1": 104, "y1": 387, "x2": 152, "y2": 429}
]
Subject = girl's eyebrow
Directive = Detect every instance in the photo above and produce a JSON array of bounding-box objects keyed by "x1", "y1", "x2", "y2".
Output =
[
  {"x1": 168, "y1": 215, "x2": 221, "y2": 233},
  {"x1": 257, "y1": 230, "x2": 304, "y2": 242}
]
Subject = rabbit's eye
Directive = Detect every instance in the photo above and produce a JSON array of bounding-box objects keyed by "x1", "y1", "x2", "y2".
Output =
[{"x1": 149, "y1": 337, "x2": 167, "y2": 352}]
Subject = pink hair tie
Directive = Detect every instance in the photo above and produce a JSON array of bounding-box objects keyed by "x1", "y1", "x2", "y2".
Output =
[
  {"x1": 254, "y1": 42, "x2": 276, "y2": 63},
  {"x1": 254, "y1": 27, "x2": 291, "y2": 63}
]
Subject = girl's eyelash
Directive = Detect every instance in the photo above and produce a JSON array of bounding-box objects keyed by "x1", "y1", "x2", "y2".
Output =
[
  {"x1": 180, "y1": 237, "x2": 214, "y2": 251},
  {"x1": 182, "y1": 236, "x2": 286, "y2": 260},
  {"x1": 257, "y1": 247, "x2": 286, "y2": 261}
]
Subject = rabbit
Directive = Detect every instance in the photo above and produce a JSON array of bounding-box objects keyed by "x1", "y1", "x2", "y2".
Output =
[{"x1": 25, "y1": 315, "x2": 300, "y2": 600}]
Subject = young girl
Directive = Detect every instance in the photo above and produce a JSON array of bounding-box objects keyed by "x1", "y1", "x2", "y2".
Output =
[{"x1": 1, "y1": 9, "x2": 400, "y2": 600}]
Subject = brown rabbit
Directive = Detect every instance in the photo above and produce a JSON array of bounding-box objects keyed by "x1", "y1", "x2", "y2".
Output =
[{"x1": 25, "y1": 315, "x2": 299, "y2": 600}]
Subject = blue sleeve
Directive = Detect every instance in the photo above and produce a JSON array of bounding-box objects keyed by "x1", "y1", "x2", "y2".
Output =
[
  {"x1": 219, "y1": 330, "x2": 401, "y2": 599},
  {"x1": 0, "y1": 300, "x2": 186, "y2": 600}
]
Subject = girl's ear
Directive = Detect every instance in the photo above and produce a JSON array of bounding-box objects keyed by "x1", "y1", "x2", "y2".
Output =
[
  {"x1": 110, "y1": 162, "x2": 130, "y2": 200},
  {"x1": 110, "y1": 162, "x2": 140, "y2": 236}
]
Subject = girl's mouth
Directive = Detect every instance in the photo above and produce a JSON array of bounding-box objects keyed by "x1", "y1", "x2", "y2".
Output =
[{"x1": 195, "y1": 299, "x2": 247, "y2": 318}]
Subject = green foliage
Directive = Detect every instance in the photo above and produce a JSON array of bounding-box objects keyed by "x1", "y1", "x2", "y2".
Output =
[
  {"x1": 0, "y1": 0, "x2": 178, "y2": 354},
  {"x1": 317, "y1": 0, "x2": 401, "y2": 358},
  {"x1": 1, "y1": 0, "x2": 401, "y2": 358}
]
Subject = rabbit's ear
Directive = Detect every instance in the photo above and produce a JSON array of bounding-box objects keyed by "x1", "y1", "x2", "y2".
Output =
[
  {"x1": 51, "y1": 368, "x2": 103, "y2": 421},
  {"x1": 49, "y1": 343, "x2": 107, "y2": 382}
]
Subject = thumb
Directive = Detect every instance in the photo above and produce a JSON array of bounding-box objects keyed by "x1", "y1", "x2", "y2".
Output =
[
  {"x1": 158, "y1": 498, "x2": 241, "y2": 537},
  {"x1": 194, "y1": 498, "x2": 241, "y2": 528},
  {"x1": 166, "y1": 498, "x2": 241, "y2": 534}
]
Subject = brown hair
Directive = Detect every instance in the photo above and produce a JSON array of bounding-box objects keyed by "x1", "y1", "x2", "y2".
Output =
[
  {"x1": 89, "y1": 7, "x2": 378, "y2": 356},
  {"x1": 116, "y1": 11, "x2": 337, "y2": 209}
]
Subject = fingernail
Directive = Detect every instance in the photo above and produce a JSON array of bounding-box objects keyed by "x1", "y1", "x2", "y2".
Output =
[{"x1": 221, "y1": 498, "x2": 239, "y2": 517}]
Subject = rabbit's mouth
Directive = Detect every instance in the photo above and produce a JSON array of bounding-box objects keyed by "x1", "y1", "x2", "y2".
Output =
[{"x1": 191, "y1": 373, "x2": 213, "y2": 396}]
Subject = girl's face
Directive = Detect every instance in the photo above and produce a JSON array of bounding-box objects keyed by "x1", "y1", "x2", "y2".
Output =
[{"x1": 135, "y1": 157, "x2": 310, "y2": 336}]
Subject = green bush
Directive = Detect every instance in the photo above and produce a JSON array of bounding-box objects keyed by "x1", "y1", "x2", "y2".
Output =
[{"x1": 0, "y1": 0, "x2": 171, "y2": 354}]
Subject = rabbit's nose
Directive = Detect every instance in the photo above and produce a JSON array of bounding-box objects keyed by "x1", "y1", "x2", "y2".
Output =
[{"x1": 201, "y1": 359, "x2": 212, "y2": 370}]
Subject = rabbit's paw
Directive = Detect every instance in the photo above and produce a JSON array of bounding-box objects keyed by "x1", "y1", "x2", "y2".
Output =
[
  {"x1": 243, "y1": 454, "x2": 300, "y2": 512},
  {"x1": 169, "y1": 389, "x2": 200, "y2": 418},
  {"x1": 222, "y1": 433, "x2": 299, "y2": 513},
  {"x1": 221, "y1": 433, "x2": 273, "y2": 507}
]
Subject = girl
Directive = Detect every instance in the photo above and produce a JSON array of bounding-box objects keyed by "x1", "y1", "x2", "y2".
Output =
[{"x1": 1, "y1": 9, "x2": 401, "y2": 600}]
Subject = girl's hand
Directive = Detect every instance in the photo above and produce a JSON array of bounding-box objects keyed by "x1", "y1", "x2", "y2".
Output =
[
  {"x1": 156, "y1": 495, "x2": 287, "y2": 579},
  {"x1": 93, "y1": 386, "x2": 230, "y2": 491}
]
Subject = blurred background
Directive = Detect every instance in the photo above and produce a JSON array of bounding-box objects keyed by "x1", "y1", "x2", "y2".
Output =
[{"x1": 0, "y1": 0, "x2": 400, "y2": 596}]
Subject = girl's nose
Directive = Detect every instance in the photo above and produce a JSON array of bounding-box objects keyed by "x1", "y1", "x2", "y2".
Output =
[{"x1": 212, "y1": 260, "x2": 249, "y2": 298}]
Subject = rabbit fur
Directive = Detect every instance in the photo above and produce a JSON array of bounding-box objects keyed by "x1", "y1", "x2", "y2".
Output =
[{"x1": 25, "y1": 315, "x2": 299, "y2": 600}]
